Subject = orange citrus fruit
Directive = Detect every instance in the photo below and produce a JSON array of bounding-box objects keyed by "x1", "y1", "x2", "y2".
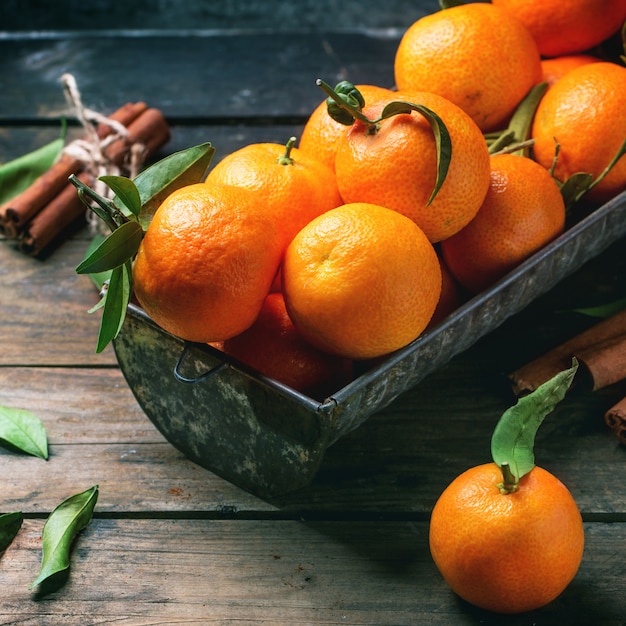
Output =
[
  {"x1": 429, "y1": 462, "x2": 585, "y2": 614},
  {"x1": 540, "y1": 54, "x2": 601, "y2": 87},
  {"x1": 427, "y1": 256, "x2": 464, "y2": 329},
  {"x1": 205, "y1": 138, "x2": 342, "y2": 250},
  {"x1": 132, "y1": 182, "x2": 283, "y2": 343},
  {"x1": 440, "y1": 154, "x2": 566, "y2": 294},
  {"x1": 218, "y1": 291, "x2": 353, "y2": 397},
  {"x1": 394, "y1": 3, "x2": 542, "y2": 132},
  {"x1": 282, "y1": 203, "x2": 442, "y2": 360},
  {"x1": 334, "y1": 90, "x2": 491, "y2": 243},
  {"x1": 492, "y1": 0, "x2": 626, "y2": 58},
  {"x1": 299, "y1": 84, "x2": 395, "y2": 172},
  {"x1": 532, "y1": 61, "x2": 626, "y2": 204}
]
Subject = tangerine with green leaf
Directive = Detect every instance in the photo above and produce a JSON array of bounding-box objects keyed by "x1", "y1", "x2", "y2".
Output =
[
  {"x1": 132, "y1": 182, "x2": 283, "y2": 343},
  {"x1": 325, "y1": 83, "x2": 491, "y2": 243},
  {"x1": 531, "y1": 61, "x2": 626, "y2": 204},
  {"x1": 429, "y1": 362, "x2": 584, "y2": 614}
]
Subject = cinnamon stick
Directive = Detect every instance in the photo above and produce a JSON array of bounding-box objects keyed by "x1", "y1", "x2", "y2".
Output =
[
  {"x1": 17, "y1": 171, "x2": 94, "y2": 257},
  {"x1": 11, "y1": 107, "x2": 170, "y2": 256},
  {"x1": 577, "y1": 333, "x2": 626, "y2": 391},
  {"x1": 604, "y1": 396, "x2": 626, "y2": 445},
  {"x1": 0, "y1": 154, "x2": 80, "y2": 237},
  {"x1": 509, "y1": 309, "x2": 626, "y2": 395},
  {"x1": 0, "y1": 101, "x2": 148, "y2": 237},
  {"x1": 104, "y1": 107, "x2": 170, "y2": 166}
]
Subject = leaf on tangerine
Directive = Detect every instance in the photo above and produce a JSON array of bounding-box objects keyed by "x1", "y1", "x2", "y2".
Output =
[
  {"x1": 95, "y1": 261, "x2": 132, "y2": 353},
  {"x1": 134, "y1": 142, "x2": 215, "y2": 229},
  {"x1": 379, "y1": 100, "x2": 452, "y2": 206},
  {"x1": 491, "y1": 359, "x2": 578, "y2": 482},
  {"x1": 76, "y1": 220, "x2": 143, "y2": 275}
]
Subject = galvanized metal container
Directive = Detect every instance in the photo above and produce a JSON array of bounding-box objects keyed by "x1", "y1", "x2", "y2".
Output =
[{"x1": 113, "y1": 191, "x2": 626, "y2": 497}]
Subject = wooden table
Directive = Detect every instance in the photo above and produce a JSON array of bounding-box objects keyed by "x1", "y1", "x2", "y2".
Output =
[{"x1": 1, "y1": 19, "x2": 625, "y2": 626}]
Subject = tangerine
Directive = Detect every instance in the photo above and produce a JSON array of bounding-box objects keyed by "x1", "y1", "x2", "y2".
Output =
[
  {"x1": 531, "y1": 61, "x2": 626, "y2": 204},
  {"x1": 429, "y1": 462, "x2": 585, "y2": 614},
  {"x1": 299, "y1": 84, "x2": 395, "y2": 172},
  {"x1": 540, "y1": 54, "x2": 601, "y2": 87},
  {"x1": 205, "y1": 137, "x2": 342, "y2": 250},
  {"x1": 282, "y1": 203, "x2": 442, "y2": 360},
  {"x1": 334, "y1": 90, "x2": 491, "y2": 243},
  {"x1": 440, "y1": 153, "x2": 566, "y2": 294},
  {"x1": 219, "y1": 291, "x2": 353, "y2": 397},
  {"x1": 492, "y1": 0, "x2": 626, "y2": 58},
  {"x1": 132, "y1": 182, "x2": 283, "y2": 343},
  {"x1": 394, "y1": 3, "x2": 542, "y2": 132}
]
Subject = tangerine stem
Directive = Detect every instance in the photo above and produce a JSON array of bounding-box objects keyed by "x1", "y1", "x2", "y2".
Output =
[
  {"x1": 316, "y1": 79, "x2": 375, "y2": 127},
  {"x1": 497, "y1": 462, "x2": 520, "y2": 495},
  {"x1": 277, "y1": 136, "x2": 297, "y2": 166}
]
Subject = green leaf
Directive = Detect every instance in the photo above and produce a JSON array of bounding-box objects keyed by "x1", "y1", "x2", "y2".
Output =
[
  {"x1": 134, "y1": 142, "x2": 215, "y2": 229},
  {"x1": 0, "y1": 512, "x2": 23, "y2": 553},
  {"x1": 30, "y1": 485, "x2": 98, "y2": 589},
  {"x1": 0, "y1": 405, "x2": 48, "y2": 459},
  {"x1": 491, "y1": 359, "x2": 578, "y2": 483},
  {"x1": 99, "y1": 175, "x2": 142, "y2": 217},
  {"x1": 82, "y1": 235, "x2": 110, "y2": 291},
  {"x1": 94, "y1": 261, "x2": 132, "y2": 353},
  {"x1": 573, "y1": 297, "x2": 626, "y2": 319},
  {"x1": 560, "y1": 172, "x2": 594, "y2": 209},
  {"x1": 76, "y1": 220, "x2": 143, "y2": 275},
  {"x1": 0, "y1": 126, "x2": 66, "y2": 205},
  {"x1": 379, "y1": 100, "x2": 452, "y2": 206}
]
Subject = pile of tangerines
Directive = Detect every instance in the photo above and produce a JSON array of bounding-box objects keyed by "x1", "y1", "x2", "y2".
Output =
[
  {"x1": 126, "y1": 1, "x2": 626, "y2": 614},
  {"x1": 132, "y1": 0, "x2": 626, "y2": 399}
]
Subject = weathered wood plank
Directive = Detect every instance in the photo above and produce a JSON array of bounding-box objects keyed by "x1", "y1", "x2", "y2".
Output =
[
  {"x1": 0, "y1": 519, "x2": 624, "y2": 625},
  {"x1": 2, "y1": 0, "x2": 440, "y2": 31},
  {"x1": 0, "y1": 125, "x2": 312, "y2": 172},
  {"x1": 1, "y1": 358, "x2": 623, "y2": 516},
  {"x1": 0, "y1": 238, "x2": 115, "y2": 366},
  {"x1": 0, "y1": 33, "x2": 399, "y2": 120}
]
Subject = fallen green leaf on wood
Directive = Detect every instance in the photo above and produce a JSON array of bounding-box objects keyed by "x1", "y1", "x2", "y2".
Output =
[
  {"x1": 0, "y1": 512, "x2": 23, "y2": 553},
  {"x1": 31, "y1": 485, "x2": 99, "y2": 590},
  {"x1": 0, "y1": 404, "x2": 49, "y2": 459}
]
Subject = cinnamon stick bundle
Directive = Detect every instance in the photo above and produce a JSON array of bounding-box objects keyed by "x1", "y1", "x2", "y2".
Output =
[
  {"x1": 604, "y1": 396, "x2": 626, "y2": 445},
  {"x1": 0, "y1": 101, "x2": 148, "y2": 236},
  {"x1": 509, "y1": 309, "x2": 626, "y2": 395},
  {"x1": 1, "y1": 102, "x2": 170, "y2": 256}
]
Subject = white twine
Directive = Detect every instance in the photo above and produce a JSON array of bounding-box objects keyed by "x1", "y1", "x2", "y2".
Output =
[{"x1": 60, "y1": 73, "x2": 144, "y2": 234}]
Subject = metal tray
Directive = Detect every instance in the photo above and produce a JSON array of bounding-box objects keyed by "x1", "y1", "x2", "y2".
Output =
[{"x1": 113, "y1": 190, "x2": 626, "y2": 497}]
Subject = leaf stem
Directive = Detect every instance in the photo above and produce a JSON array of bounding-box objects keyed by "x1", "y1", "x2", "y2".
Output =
[
  {"x1": 316, "y1": 79, "x2": 374, "y2": 127},
  {"x1": 69, "y1": 174, "x2": 126, "y2": 232}
]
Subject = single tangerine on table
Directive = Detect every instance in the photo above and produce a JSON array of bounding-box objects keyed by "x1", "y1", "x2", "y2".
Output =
[
  {"x1": 491, "y1": 0, "x2": 626, "y2": 58},
  {"x1": 440, "y1": 153, "x2": 566, "y2": 294},
  {"x1": 333, "y1": 90, "x2": 491, "y2": 243},
  {"x1": 218, "y1": 291, "x2": 353, "y2": 398},
  {"x1": 393, "y1": 3, "x2": 542, "y2": 132},
  {"x1": 430, "y1": 363, "x2": 584, "y2": 614},
  {"x1": 282, "y1": 203, "x2": 442, "y2": 360},
  {"x1": 132, "y1": 182, "x2": 283, "y2": 343},
  {"x1": 299, "y1": 83, "x2": 395, "y2": 172},
  {"x1": 205, "y1": 137, "x2": 342, "y2": 251},
  {"x1": 531, "y1": 61, "x2": 626, "y2": 204},
  {"x1": 429, "y1": 463, "x2": 585, "y2": 614}
]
